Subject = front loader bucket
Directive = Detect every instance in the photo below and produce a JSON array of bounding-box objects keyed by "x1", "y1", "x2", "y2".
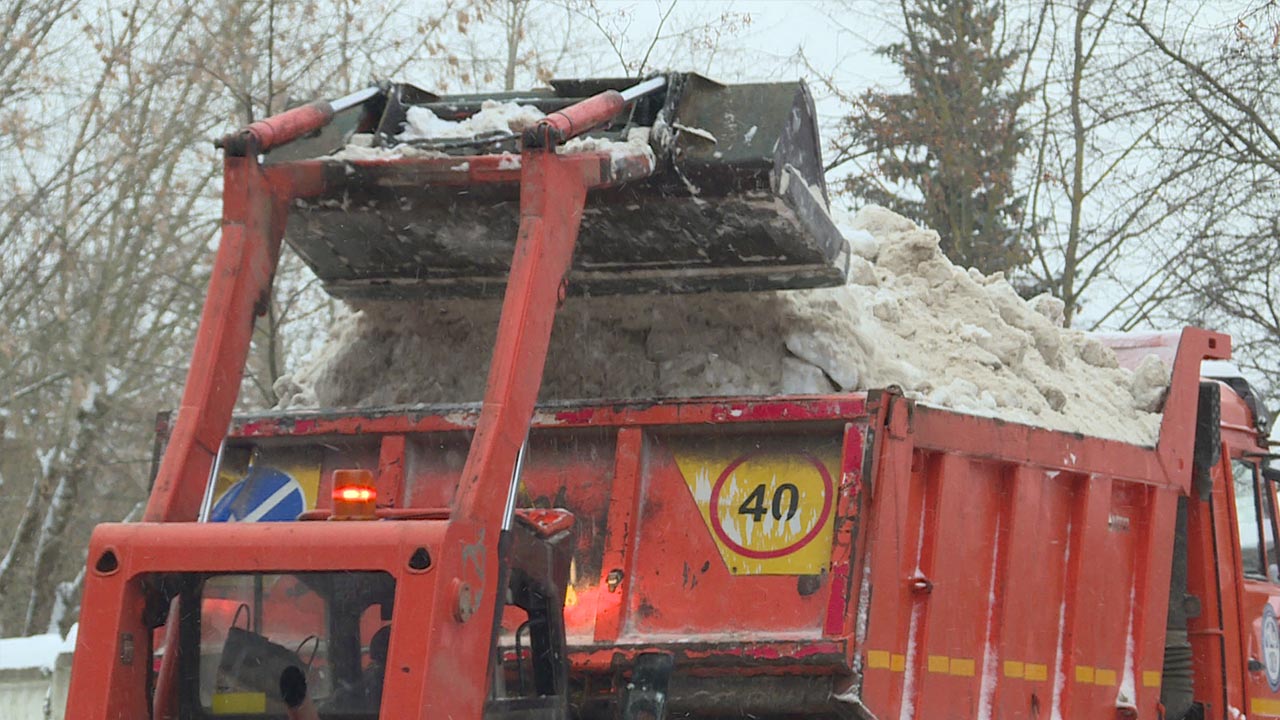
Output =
[{"x1": 275, "y1": 73, "x2": 848, "y2": 298}]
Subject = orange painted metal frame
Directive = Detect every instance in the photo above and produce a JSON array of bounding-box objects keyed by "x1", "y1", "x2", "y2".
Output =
[
  {"x1": 70, "y1": 521, "x2": 447, "y2": 719},
  {"x1": 225, "y1": 394, "x2": 873, "y2": 674},
  {"x1": 854, "y1": 329, "x2": 1229, "y2": 719},
  {"x1": 69, "y1": 91, "x2": 653, "y2": 719},
  {"x1": 1206, "y1": 391, "x2": 1276, "y2": 719}
]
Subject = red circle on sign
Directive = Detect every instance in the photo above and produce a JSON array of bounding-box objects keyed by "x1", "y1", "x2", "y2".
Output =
[{"x1": 708, "y1": 451, "x2": 834, "y2": 560}]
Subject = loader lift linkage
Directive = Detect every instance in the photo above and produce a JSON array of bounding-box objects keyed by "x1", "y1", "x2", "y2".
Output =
[
  {"x1": 67, "y1": 71, "x2": 851, "y2": 719},
  {"x1": 155, "y1": 78, "x2": 668, "y2": 719}
]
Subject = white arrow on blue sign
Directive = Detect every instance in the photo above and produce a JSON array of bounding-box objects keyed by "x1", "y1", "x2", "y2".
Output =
[{"x1": 209, "y1": 466, "x2": 306, "y2": 522}]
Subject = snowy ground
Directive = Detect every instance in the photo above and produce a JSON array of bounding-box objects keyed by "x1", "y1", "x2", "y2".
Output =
[{"x1": 0, "y1": 628, "x2": 73, "y2": 671}]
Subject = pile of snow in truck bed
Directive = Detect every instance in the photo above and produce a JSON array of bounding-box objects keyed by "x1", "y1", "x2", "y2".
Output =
[{"x1": 273, "y1": 205, "x2": 1170, "y2": 445}]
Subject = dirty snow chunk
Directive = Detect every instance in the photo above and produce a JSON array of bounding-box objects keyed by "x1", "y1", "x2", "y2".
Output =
[
  {"x1": 1117, "y1": 587, "x2": 1137, "y2": 709},
  {"x1": 875, "y1": 226, "x2": 943, "y2": 276},
  {"x1": 399, "y1": 100, "x2": 545, "y2": 141},
  {"x1": 1076, "y1": 334, "x2": 1120, "y2": 369},
  {"x1": 671, "y1": 122, "x2": 717, "y2": 144},
  {"x1": 846, "y1": 256, "x2": 878, "y2": 286},
  {"x1": 327, "y1": 143, "x2": 447, "y2": 161},
  {"x1": 784, "y1": 330, "x2": 861, "y2": 391},
  {"x1": 851, "y1": 204, "x2": 919, "y2": 236},
  {"x1": 1030, "y1": 293, "x2": 1067, "y2": 328},
  {"x1": 273, "y1": 374, "x2": 318, "y2": 410},
  {"x1": 846, "y1": 229, "x2": 879, "y2": 261},
  {"x1": 928, "y1": 378, "x2": 999, "y2": 415},
  {"x1": 1131, "y1": 354, "x2": 1172, "y2": 413},
  {"x1": 559, "y1": 127, "x2": 656, "y2": 172},
  {"x1": 781, "y1": 357, "x2": 837, "y2": 394},
  {"x1": 280, "y1": 204, "x2": 1164, "y2": 445},
  {"x1": 326, "y1": 101, "x2": 547, "y2": 160},
  {"x1": 832, "y1": 207, "x2": 880, "y2": 260}
]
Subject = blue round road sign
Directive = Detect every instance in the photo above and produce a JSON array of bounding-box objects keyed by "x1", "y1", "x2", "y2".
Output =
[{"x1": 209, "y1": 466, "x2": 305, "y2": 522}]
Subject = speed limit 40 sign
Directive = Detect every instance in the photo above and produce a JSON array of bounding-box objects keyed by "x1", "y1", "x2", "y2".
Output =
[{"x1": 671, "y1": 437, "x2": 842, "y2": 575}]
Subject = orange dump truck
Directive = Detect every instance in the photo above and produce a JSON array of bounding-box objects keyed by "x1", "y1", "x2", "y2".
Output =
[{"x1": 63, "y1": 74, "x2": 1279, "y2": 720}]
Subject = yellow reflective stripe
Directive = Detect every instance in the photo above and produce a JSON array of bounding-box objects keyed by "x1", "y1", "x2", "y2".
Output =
[
  {"x1": 1073, "y1": 666, "x2": 1118, "y2": 685},
  {"x1": 1252, "y1": 697, "x2": 1280, "y2": 716},
  {"x1": 917, "y1": 654, "x2": 975, "y2": 676},
  {"x1": 1093, "y1": 668, "x2": 1117, "y2": 687},
  {"x1": 211, "y1": 692, "x2": 267, "y2": 714},
  {"x1": 865, "y1": 650, "x2": 906, "y2": 672},
  {"x1": 861, "y1": 652, "x2": 1150, "y2": 689}
]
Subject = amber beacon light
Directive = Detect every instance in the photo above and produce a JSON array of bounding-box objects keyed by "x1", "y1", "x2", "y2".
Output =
[{"x1": 331, "y1": 468, "x2": 377, "y2": 520}]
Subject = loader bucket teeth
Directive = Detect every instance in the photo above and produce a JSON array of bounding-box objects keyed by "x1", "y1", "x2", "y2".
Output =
[{"x1": 273, "y1": 72, "x2": 849, "y2": 299}]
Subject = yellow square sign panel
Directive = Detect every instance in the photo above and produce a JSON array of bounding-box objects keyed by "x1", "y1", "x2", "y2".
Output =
[
  {"x1": 669, "y1": 435, "x2": 842, "y2": 575},
  {"x1": 207, "y1": 445, "x2": 321, "y2": 521}
]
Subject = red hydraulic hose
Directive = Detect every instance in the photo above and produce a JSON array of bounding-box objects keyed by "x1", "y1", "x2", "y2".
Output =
[
  {"x1": 216, "y1": 86, "x2": 380, "y2": 156},
  {"x1": 524, "y1": 76, "x2": 666, "y2": 148}
]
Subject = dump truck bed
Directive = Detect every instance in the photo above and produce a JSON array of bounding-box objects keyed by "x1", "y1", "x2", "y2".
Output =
[{"x1": 203, "y1": 358, "x2": 1209, "y2": 719}]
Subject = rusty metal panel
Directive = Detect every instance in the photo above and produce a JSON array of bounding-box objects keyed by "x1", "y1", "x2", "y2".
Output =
[
  {"x1": 219, "y1": 400, "x2": 869, "y2": 704},
  {"x1": 620, "y1": 428, "x2": 847, "y2": 640}
]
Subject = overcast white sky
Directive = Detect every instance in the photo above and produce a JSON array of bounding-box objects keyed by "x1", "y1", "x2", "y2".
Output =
[{"x1": 565, "y1": 1, "x2": 900, "y2": 202}]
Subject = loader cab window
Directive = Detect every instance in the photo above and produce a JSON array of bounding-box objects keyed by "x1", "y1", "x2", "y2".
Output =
[
  {"x1": 182, "y1": 571, "x2": 395, "y2": 719},
  {"x1": 1234, "y1": 459, "x2": 1279, "y2": 582}
]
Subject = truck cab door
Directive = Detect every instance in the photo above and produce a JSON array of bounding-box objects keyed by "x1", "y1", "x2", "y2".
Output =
[{"x1": 1230, "y1": 457, "x2": 1280, "y2": 717}]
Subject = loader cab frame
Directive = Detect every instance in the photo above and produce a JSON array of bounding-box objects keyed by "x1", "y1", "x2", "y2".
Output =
[
  {"x1": 70, "y1": 71, "x2": 845, "y2": 720},
  {"x1": 170, "y1": 570, "x2": 396, "y2": 720},
  {"x1": 1183, "y1": 375, "x2": 1280, "y2": 720},
  {"x1": 72, "y1": 507, "x2": 575, "y2": 720}
]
